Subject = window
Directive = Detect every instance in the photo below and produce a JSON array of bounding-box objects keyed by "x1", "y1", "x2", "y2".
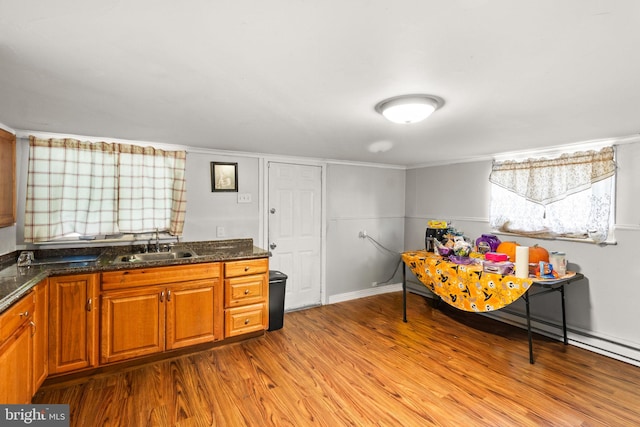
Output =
[
  {"x1": 489, "y1": 146, "x2": 615, "y2": 244},
  {"x1": 24, "y1": 136, "x2": 186, "y2": 243}
]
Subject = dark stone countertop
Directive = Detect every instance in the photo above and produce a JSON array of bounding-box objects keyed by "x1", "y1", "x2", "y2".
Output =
[{"x1": 0, "y1": 238, "x2": 269, "y2": 314}]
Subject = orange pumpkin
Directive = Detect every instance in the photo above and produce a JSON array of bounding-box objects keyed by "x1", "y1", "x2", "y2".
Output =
[
  {"x1": 529, "y1": 244, "x2": 549, "y2": 264},
  {"x1": 496, "y1": 241, "x2": 519, "y2": 262}
]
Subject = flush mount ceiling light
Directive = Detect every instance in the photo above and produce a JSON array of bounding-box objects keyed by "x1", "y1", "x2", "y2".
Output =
[{"x1": 375, "y1": 94, "x2": 444, "y2": 124}]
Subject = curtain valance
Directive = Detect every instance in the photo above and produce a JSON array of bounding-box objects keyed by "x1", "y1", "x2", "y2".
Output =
[{"x1": 489, "y1": 146, "x2": 615, "y2": 205}]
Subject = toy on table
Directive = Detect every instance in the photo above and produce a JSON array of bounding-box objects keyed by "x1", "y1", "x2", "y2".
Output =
[{"x1": 535, "y1": 261, "x2": 558, "y2": 279}]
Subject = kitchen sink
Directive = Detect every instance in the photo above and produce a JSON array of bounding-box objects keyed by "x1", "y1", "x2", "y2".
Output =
[{"x1": 113, "y1": 249, "x2": 198, "y2": 264}]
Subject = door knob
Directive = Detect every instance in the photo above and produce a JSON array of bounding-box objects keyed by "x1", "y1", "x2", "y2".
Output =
[
  {"x1": 270, "y1": 243, "x2": 277, "y2": 249},
  {"x1": 270, "y1": 208, "x2": 276, "y2": 214}
]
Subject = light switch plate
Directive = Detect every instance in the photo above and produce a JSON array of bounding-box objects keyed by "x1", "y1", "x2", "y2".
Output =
[
  {"x1": 237, "y1": 193, "x2": 252, "y2": 203},
  {"x1": 216, "y1": 226, "x2": 226, "y2": 237}
]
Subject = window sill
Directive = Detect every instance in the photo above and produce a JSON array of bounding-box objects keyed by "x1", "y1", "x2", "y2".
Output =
[
  {"x1": 29, "y1": 233, "x2": 180, "y2": 248},
  {"x1": 491, "y1": 230, "x2": 617, "y2": 246}
]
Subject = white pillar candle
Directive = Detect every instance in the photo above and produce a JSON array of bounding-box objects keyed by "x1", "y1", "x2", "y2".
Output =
[{"x1": 515, "y1": 246, "x2": 529, "y2": 278}]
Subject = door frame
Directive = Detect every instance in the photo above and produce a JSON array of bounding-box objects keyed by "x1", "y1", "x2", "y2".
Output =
[{"x1": 260, "y1": 157, "x2": 327, "y2": 307}]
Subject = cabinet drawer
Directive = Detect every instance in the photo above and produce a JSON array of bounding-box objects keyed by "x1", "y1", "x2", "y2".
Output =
[
  {"x1": 102, "y1": 262, "x2": 221, "y2": 290},
  {"x1": 224, "y1": 258, "x2": 268, "y2": 278},
  {"x1": 0, "y1": 293, "x2": 34, "y2": 344},
  {"x1": 224, "y1": 303, "x2": 267, "y2": 337},
  {"x1": 225, "y1": 275, "x2": 267, "y2": 308}
]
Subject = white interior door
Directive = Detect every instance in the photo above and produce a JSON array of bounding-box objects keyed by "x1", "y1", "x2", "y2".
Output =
[{"x1": 268, "y1": 162, "x2": 322, "y2": 310}]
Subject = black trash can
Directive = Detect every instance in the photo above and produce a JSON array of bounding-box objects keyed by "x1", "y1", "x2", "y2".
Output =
[{"x1": 268, "y1": 270, "x2": 288, "y2": 331}]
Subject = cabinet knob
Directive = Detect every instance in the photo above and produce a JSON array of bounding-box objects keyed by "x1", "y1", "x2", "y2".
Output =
[
  {"x1": 19, "y1": 311, "x2": 29, "y2": 318},
  {"x1": 244, "y1": 318, "x2": 250, "y2": 325},
  {"x1": 244, "y1": 266, "x2": 250, "y2": 271},
  {"x1": 244, "y1": 289, "x2": 250, "y2": 295}
]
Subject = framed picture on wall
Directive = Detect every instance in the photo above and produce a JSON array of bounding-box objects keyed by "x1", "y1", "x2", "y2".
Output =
[{"x1": 211, "y1": 162, "x2": 238, "y2": 192}]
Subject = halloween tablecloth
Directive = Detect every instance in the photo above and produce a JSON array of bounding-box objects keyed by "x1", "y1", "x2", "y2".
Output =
[{"x1": 402, "y1": 250, "x2": 533, "y2": 312}]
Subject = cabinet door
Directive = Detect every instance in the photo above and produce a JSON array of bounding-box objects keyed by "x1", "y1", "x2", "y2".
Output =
[
  {"x1": 0, "y1": 323, "x2": 33, "y2": 404},
  {"x1": 33, "y1": 280, "x2": 48, "y2": 392},
  {"x1": 48, "y1": 274, "x2": 98, "y2": 374},
  {"x1": 100, "y1": 287, "x2": 165, "y2": 364},
  {"x1": 166, "y1": 279, "x2": 223, "y2": 350},
  {"x1": 0, "y1": 128, "x2": 15, "y2": 228}
]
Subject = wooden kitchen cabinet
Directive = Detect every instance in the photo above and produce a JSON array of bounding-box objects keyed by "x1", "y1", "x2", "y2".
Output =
[
  {"x1": 223, "y1": 258, "x2": 269, "y2": 337},
  {"x1": 100, "y1": 285, "x2": 165, "y2": 363},
  {"x1": 32, "y1": 279, "x2": 48, "y2": 392},
  {"x1": 166, "y1": 279, "x2": 222, "y2": 350},
  {"x1": 0, "y1": 128, "x2": 16, "y2": 228},
  {"x1": 0, "y1": 292, "x2": 35, "y2": 404},
  {"x1": 48, "y1": 274, "x2": 99, "y2": 375},
  {"x1": 100, "y1": 263, "x2": 223, "y2": 364}
]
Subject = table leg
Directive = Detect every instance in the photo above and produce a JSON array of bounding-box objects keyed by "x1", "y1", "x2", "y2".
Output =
[
  {"x1": 402, "y1": 262, "x2": 407, "y2": 323},
  {"x1": 560, "y1": 285, "x2": 568, "y2": 344},
  {"x1": 524, "y1": 291, "x2": 534, "y2": 364},
  {"x1": 432, "y1": 295, "x2": 441, "y2": 308}
]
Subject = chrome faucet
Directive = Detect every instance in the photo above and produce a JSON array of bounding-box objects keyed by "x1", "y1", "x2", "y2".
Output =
[{"x1": 148, "y1": 228, "x2": 161, "y2": 252}]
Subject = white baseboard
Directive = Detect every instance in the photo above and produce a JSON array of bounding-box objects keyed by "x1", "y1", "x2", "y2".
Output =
[{"x1": 328, "y1": 283, "x2": 402, "y2": 304}]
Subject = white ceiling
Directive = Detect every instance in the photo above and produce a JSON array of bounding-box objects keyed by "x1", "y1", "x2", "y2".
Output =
[{"x1": 1, "y1": 1, "x2": 639, "y2": 166}]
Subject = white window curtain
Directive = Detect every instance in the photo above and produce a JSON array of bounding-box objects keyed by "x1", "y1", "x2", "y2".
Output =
[
  {"x1": 25, "y1": 138, "x2": 119, "y2": 242},
  {"x1": 24, "y1": 137, "x2": 186, "y2": 243},
  {"x1": 117, "y1": 144, "x2": 187, "y2": 235},
  {"x1": 489, "y1": 146, "x2": 615, "y2": 243}
]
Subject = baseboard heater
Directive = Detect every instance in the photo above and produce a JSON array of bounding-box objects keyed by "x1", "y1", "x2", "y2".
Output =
[
  {"x1": 408, "y1": 285, "x2": 640, "y2": 367},
  {"x1": 485, "y1": 306, "x2": 640, "y2": 367}
]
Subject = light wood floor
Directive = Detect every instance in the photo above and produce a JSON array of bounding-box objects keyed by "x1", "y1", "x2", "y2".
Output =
[{"x1": 34, "y1": 291, "x2": 640, "y2": 426}]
